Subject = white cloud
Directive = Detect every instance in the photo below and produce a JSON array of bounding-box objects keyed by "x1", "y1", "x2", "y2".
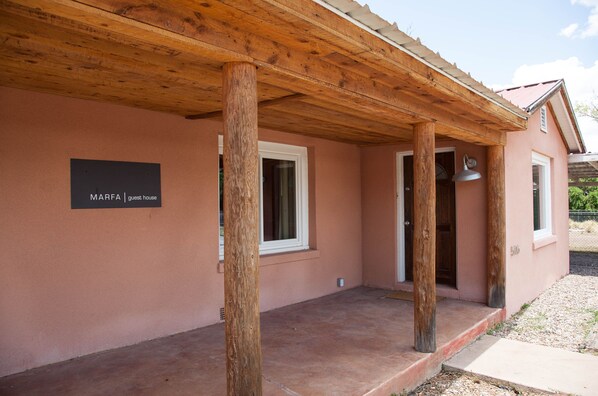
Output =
[
  {"x1": 581, "y1": 11, "x2": 598, "y2": 37},
  {"x1": 572, "y1": 0, "x2": 598, "y2": 7},
  {"x1": 560, "y1": 23, "x2": 579, "y2": 37},
  {"x1": 505, "y1": 57, "x2": 598, "y2": 152},
  {"x1": 578, "y1": 118, "x2": 598, "y2": 153},
  {"x1": 564, "y1": 0, "x2": 598, "y2": 38}
]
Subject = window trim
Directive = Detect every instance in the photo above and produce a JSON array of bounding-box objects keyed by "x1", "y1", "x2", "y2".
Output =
[
  {"x1": 532, "y1": 152, "x2": 552, "y2": 240},
  {"x1": 540, "y1": 106, "x2": 548, "y2": 133},
  {"x1": 218, "y1": 136, "x2": 309, "y2": 258}
]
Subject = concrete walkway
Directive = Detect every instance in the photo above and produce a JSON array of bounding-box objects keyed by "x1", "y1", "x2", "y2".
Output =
[{"x1": 445, "y1": 335, "x2": 598, "y2": 396}]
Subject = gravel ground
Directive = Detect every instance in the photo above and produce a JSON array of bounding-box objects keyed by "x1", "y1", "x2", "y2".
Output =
[
  {"x1": 409, "y1": 252, "x2": 598, "y2": 396},
  {"x1": 489, "y1": 253, "x2": 598, "y2": 353},
  {"x1": 408, "y1": 370, "x2": 549, "y2": 396}
]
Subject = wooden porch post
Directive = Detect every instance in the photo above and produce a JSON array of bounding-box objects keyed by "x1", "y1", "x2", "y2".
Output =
[
  {"x1": 222, "y1": 62, "x2": 262, "y2": 395},
  {"x1": 487, "y1": 145, "x2": 506, "y2": 308},
  {"x1": 413, "y1": 122, "x2": 436, "y2": 353}
]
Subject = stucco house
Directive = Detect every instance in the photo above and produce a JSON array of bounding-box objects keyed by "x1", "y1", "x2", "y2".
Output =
[
  {"x1": 0, "y1": 0, "x2": 586, "y2": 394},
  {"x1": 497, "y1": 80, "x2": 585, "y2": 314},
  {"x1": 360, "y1": 78, "x2": 584, "y2": 318}
]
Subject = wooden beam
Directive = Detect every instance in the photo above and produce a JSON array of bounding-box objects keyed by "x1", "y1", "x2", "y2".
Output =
[
  {"x1": 245, "y1": 0, "x2": 527, "y2": 130},
  {"x1": 487, "y1": 145, "x2": 506, "y2": 308},
  {"x1": 186, "y1": 93, "x2": 305, "y2": 119},
  {"x1": 0, "y1": 0, "x2": 250, "y2": 63},
  {"x1": 222, "y1": 62, "x2": 262, "y2": 395},
  {"x1": 257, "y1": 68, "x2": 505, "y2": 146},
  {"x1": 17, "y1": 0, "x2": 507, "y2": 145},
  {"x1": 264, "y1": 101, "x2": 413, "y2": 140},
  {"x1": 568, "y1": 154, "x2": 598, "y2": 164},
  {"x1": 413, "y1": 122, "x2": 436, "y2": 353},
  {"x1": 569, "y1": 182, "x2": 598, "y2": 187}
]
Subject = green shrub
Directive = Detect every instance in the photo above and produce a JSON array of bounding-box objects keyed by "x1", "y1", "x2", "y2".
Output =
[
  {"x1": 586, "y1": 191, "x2": 598, "y2": 211},
  {"x1": 569, "y1": 187, "x2": 587, "y2": 210}
]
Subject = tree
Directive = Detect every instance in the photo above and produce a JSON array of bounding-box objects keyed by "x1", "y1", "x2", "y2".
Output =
[
  {"x1": 575, "y1": 95, "x2": 598, "y2": 123},
  {"x1": 569, "y1": 186, "x2": 586, "y2": 210},
  {"x1": 587, "y1": 190, "x2": 598, "y2": 211},
  {"x1": 571, "y1": 96, "x2": 597, "y2": 211}
]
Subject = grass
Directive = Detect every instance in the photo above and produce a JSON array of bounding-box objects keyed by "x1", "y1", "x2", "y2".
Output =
[
  {"x1": 487, "y1": 321, "x2": 504, "y2": 335},
  {"x1": 526, "y1": 312, "x2": 548, "y2": 331},
  {"x1": 584, "y1": 309, "x2": 598, "y2": 337},
  {"x1": 581, "y1": 309, "x2": 598, "y2": 355},
  {"x1": 487, "y1": 302, "x2": 532, "y2": 336}
]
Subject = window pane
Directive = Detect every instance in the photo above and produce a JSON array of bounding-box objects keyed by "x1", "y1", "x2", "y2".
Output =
[
  {"x1": 435, "y1": 163, "x2": 448, "y2": 180},
  {"x1": 532, "y1": 165, "x2": 542, "y2": 231},
  {"x1": 219, "y1": 155, "x2": 224, "y2": 246},
  {"x1": 262, "y1": 158, "x2": 297, "y2": 241}
]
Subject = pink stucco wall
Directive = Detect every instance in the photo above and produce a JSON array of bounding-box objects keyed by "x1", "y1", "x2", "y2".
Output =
[
  {"x1": 504, "y1": 107, "x2": 570, "y2": 316},
  {"x1": 0, "y1": 87, "x2": 362, "y2": 376},
  {"x1": 361, "y1": 140, "x2": 488, "y2": 303}
]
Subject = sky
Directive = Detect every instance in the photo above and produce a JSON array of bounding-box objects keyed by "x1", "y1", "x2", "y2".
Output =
[{"x1": 356, "y1": 0, "x2": 598, "y2": 152}]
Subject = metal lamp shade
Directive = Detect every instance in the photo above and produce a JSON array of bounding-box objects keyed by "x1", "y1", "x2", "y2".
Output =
[{"x1": 452, "y1": 155, "x2": 481, "y2": 182}]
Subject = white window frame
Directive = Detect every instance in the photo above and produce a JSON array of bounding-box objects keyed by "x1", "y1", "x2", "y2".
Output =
[
  {"x1": 532, "y1": 152, "x2": 552, "y2": 240},
  {"x1": 219, "y1": 136, "x2": 309, "y2": 258},
  {"x1": 540, "y1": 106, "x2": 548, "y2": 133}
]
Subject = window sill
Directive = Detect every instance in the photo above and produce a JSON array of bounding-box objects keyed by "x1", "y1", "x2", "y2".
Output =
[
  {"x1": 533, "y1": 235, "x2": 557, "y2": 250},
  {"x1": 217, "y1": 249, "x2": 320, "y2": 273}
]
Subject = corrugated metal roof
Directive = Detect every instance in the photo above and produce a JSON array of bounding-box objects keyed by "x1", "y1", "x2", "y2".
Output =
[
  {"x1": 496, "y1": 79, "x2": 585, "y2": 153},
  {"x1": 496, "y1": 80, "x2": 561, "y2": 112},
  {"x1": 317, "y1": 0, "x2": 528, "y2": 120}
]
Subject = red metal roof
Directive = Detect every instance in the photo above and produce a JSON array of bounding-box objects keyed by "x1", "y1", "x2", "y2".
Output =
[{"x1": 496, "y1": 80, "x2": 561, "y2": 112}]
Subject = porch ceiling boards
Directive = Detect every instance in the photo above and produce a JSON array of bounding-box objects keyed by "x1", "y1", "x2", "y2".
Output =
[{"x1": 0, "y1": 0, "x2": 527, "y2": 145}]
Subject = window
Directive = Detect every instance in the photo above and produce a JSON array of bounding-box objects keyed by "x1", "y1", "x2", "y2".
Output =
[
  {"x1": 532, "y1": 152, "x2": 552, "y2": 240},
  {"x1": 219, "y1": 137, "x2": 309, "y2": 257},
  {"x1": 540, "y1": 106, "x2": 548, "y2": 133},
  {"x1": 435, "y1": 163, "x2": 448, "y2": 180}
]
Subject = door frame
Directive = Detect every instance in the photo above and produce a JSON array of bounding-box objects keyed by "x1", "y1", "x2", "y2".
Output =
[{"x1": 396, "y1": 147, "x2": 456, "y2": 283}]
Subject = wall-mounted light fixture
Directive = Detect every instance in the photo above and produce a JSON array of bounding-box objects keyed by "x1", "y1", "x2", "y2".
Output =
[{"x1": 452, "y1": 154, "x2": 481, "y2": 182}]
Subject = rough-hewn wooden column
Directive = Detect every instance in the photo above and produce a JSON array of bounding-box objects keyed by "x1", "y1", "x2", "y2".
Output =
[
  {"x1": 222, "y1": 62, "x2": 262, "y2": 395},
  {"x1": 413, "y1": 122, "x2": 437, "y2": 353},
  {"x1": 487, "y1": 145, "x2": 506, "y2": 308}
]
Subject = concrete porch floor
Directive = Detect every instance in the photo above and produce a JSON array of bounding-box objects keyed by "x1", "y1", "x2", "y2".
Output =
[{"x1": 0, "y1": 287, "x2": 504, "y2": 395}]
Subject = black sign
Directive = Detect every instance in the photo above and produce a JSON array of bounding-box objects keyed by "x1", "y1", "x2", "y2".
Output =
[{"x1": 71, "y1": 159, "x2": 161, "y2": 209}]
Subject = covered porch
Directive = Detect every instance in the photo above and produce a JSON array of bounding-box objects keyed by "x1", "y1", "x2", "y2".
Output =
[
  {"x1": 0, "y1": 287, "x2": 503, "y2": 396},
  {"x1": 0, "y1": 0, "x2": 528, "y2": 392}
]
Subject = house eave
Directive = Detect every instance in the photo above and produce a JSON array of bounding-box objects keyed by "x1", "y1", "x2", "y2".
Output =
[{"x1": 317, "y1": 0, "x2": 529, "y2": 122}]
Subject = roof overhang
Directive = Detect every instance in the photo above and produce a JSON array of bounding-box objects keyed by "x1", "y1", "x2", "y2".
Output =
[
  {"x1": 318, "y1": 0, "x2": 529, "y2": 121},
  {"x1": 547, "y1": 86, "x2": 585, "y2": 154},
  {"x1": 0, "y1": 0, "x2": 528, "y2": 146},
  {"x1": 569, "y1": 153, "x2": 598, "y2": 186},
  {"x1": 498, "y1": 79, "x2": 585, "y2": 153}
]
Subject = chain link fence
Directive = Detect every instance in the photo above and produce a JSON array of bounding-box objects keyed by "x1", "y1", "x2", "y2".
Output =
[{"x1": 569, "y1": 211, "x2": 598, "y2": 252}]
